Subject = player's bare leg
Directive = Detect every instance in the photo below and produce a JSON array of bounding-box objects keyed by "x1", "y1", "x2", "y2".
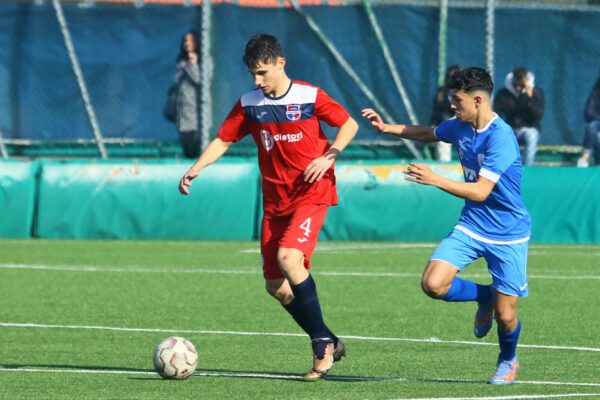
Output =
[
  {"x1": 277, "y1": 247, "x2": 309, "y2": 285},
  {"x1": 277, "y1": 247, "x2": 338, "y2": 381},
  {"x1": 495, "y1": 292, "x2": 518, "y2": 333},
  {"x1": 265, "y1": 278, "x2": 294, "y2": 305},
  {"x1": 422, "y1": 259, "x2": 495, "y2": 336},
  {"x1": 421, "y1": 260, "x2": 459, "y2": 299}
]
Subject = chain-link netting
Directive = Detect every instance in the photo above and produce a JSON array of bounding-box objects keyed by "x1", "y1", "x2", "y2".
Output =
[{"x1": 0, "y1": 0, "x2": 598, "y2": 158}]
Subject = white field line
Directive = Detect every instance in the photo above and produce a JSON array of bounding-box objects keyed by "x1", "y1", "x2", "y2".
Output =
[
  {"x1": 1, "y1": 263, "x2": 599, "y2": 281},
  {"x1": 0, "y1": 367, "x2": 599, "y2": 391},
  {"x1": 1, "y1": 322, "x2": 599, "y2": 353},
  {"x1": 239, "y1": 243, "x2": 600, "y2": 256},
  {"x1": 241, "y1": 243, "x2": 438, "y2": 253},
  {"x1": 245, "y1": 248, "x2": 600, "y2": 257}
]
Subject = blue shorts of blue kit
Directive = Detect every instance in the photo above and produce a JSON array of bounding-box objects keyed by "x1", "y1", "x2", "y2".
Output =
[{"x1": 430, "y1": 229, "x2": 529, "y2": 297}]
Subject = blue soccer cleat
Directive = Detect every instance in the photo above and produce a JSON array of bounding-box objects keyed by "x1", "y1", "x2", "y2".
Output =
[
  {"x1": 488, "y1": 357, "x2": 520, "y2": 385},
  {"x1": 474, "y1": 294, "x2": 495, "y2": 338}
]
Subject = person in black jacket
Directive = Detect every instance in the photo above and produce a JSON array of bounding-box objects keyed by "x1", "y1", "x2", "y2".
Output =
[
  {"x1": 493, "y1": 67, "x2": 544, "y2": 166},
  {"x1": 577, "y1": 73, "x2": 600, "y2": 167}
]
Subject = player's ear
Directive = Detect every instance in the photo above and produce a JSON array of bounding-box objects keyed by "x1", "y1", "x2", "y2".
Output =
[{"x1": 277, "y1": 57, "x2": 286, "y2": 71}]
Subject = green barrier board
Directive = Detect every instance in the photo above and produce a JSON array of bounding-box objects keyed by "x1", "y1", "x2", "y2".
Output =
[
  {"x1": 324, "y1": 162, "x2": 464, "y2": 242},
  {"x1": 0, "y1": 160, "x2": 38, "y2": 239},
  {"x1": 3, "y1": 158, "x2": 600, "y2": 243},
  {"x1": 36, "y1": 160, "x2": 259, "y2": 240}
]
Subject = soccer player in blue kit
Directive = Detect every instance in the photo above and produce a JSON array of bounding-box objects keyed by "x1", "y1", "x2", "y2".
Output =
[{"x1": 362, "y1": 67, "x2": 531, "y2": 385}]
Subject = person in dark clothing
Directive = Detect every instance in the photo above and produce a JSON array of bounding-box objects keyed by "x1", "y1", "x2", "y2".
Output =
[
  {"x1": 493, "y1": 67, "x2": 544, "y2": 166},
  {"x1": 173, "y1": 31, "x2": 202, "y2": 158},
  {"x1": 577, "y1": 74, "x2": 600, "y2": 167},
  {"x1": 430, "y1": 64, "x2": 462, "y2": 161}
]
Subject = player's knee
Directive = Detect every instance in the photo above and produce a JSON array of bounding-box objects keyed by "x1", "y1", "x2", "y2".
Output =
[
  {"x1": 276, "y1": 248, "x2": 303, "y2": 273},
  {"x1": 265, "y1": 284, "x2": 279, "y2": 297},
  {"x1": 494, "y1": 309, "x2": 517, "y2": 331},
  {"x1": 265, "y1": 282, "x2": 293, "y2": 304},
  {"x1": 421, "y1": 278, "x2": 447, "y2": 299}
]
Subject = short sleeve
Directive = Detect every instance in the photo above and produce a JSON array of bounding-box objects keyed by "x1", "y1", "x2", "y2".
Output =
[
  {"x1": 479, "y1": 129, "x2": 519, "y2": 183},
  {"x1": 217, "y1": 100, "x2": 249, "y2": 142},
  {"x1": 433, "y1": 118, "x2": 460, "y2": 144},
  {"x1": 314, "y1": 88, "x2": 350, "y2": 127}
]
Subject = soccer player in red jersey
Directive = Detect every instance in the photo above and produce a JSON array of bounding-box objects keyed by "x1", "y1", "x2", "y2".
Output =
[{"x1": 178, "y1": 34, "x2": 358, "y2": 381}]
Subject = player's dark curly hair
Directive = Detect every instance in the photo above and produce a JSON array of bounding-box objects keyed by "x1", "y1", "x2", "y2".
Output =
[
  {"x1": 448, "y1": 67, "x2": 493, "y2": 95},
  {"x1": 243, "y1": 34, "x2": 284, "y2": 69}
]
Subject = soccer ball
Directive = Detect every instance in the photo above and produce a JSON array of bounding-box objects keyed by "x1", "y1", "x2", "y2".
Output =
[{"x1": 153, "y1": 336, "x2": 198, "y2": 379}]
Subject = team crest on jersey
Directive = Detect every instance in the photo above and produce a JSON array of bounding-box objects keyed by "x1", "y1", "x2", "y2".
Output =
[
  {"x1": 286, "y1": 104, "x2": 302, "y2": 121},
  {"x1": 261, "y1": 130, "x2": 274, "y2": 151}
]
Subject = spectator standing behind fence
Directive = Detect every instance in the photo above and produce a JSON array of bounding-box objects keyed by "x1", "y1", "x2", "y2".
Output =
[
  {"x1": 431, "y1": 64, "x2": 462, "y2": 161},
  {"x1": 494, "y1": 67, "x2": 544, "y2": 166},
  {"x1": 173, "y1": 31, "x2": 202, "y2": 158},
  {"x1": 577, "y1": 73, "x2": 600, "y2": 167}
]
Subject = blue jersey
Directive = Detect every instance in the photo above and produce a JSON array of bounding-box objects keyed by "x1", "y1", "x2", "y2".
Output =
[{"x1": 434, "y1": 115, "x2": 531, "y2": 243}]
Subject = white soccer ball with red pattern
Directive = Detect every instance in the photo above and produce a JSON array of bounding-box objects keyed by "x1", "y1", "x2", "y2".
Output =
[{"x1": 153, "y1": 336, "x2": 198, "y2": 379}]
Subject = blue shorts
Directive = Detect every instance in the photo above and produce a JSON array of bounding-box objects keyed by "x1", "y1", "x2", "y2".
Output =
[{"x1": 430, "y1": 229, "x2": 529, "y2": 297}]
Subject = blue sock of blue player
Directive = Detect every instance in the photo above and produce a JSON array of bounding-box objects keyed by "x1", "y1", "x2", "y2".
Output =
[
  {"x1": 283, "y1": 298, "x2": 338, "y2": 346},
  {"x1": 442, "y1": 277, "x2": 493, "y2": 303},
  {"x1": 290, "y1": 274, "x2": 331, "y2": 342},
  {"x1": 498, "y1": 320, "x2": 521, "y2": 361}
]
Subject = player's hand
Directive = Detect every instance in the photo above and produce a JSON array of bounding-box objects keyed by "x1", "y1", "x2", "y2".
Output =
[
  {"x1": 403, "y1": 162, "x2": 438, "y2": 186},
  {"x1": 361, "y1": 108, "x2": 386, "y2": 133},
  {"x1": 179, "y1": 167, "x2": 200, "y2": 195},
  {"x1": 304, "y1": 155, "x2": 334, "y2": 183}
]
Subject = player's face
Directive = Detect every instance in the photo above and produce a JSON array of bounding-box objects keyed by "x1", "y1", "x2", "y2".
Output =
[
  {"x1": 449, "y1": 90, "x2": 479, "y2": 123},
  {"x1": 249, "y1": 57, "x2": 286, "y2": 97}
]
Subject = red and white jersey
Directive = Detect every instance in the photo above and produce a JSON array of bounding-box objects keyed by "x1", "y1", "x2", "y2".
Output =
[{"x1": 218, "y1": 80, "x2": 350, "y2": 216}]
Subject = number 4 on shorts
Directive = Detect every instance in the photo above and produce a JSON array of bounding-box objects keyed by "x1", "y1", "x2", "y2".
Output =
[{"x1": 300, "y1": 218, "x2": 312, "y2": 237}]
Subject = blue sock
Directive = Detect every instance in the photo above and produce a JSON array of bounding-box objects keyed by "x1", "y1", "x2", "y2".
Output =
[
  {"x1": 498, "y1": 320, "x2": 521, "y2": 361},
  {"x1": 442, "y1": 277, "x2": 492, "y2": 303},
  {"x1": 283, "y1": 297, "x2": 338, "y2": 346},
  {"x1": 290, "y1": 275, "x2": 331, "y2": 341}
]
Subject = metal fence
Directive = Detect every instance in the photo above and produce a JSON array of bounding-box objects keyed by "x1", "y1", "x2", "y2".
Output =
[{"x1": 0, "y1": 0, "x2": 598, "y2": 159}]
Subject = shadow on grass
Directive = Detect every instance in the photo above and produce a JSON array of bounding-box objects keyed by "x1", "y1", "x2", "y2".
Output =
[
  {"x1": 0, "y1": 363, "x2": 152, "y2": 373},
  {"x1": 187, "y1": 368, "x2": 485, "y2": 384},
  {"x1": 1, "y1": 363, "x2": 486, "y2": 384}
]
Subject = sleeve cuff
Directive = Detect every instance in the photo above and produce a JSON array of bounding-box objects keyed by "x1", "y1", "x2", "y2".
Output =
[{"x1": 479, "y1": 167, "x2": 500, "y2": 183}]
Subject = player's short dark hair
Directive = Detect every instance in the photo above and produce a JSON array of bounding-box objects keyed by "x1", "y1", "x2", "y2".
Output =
[
  {"x1": 512, "y1": 67, "x2": 529, "y2": 82},
  {"x1": 243, "y1": 34, "x2": 284, "y2": 69},
  {"x1": 447, "y1": 67, "x2": 493, "y2": 95},
  {"x1": 444, "y1": 64, "x2": 462, "y2": 86}
]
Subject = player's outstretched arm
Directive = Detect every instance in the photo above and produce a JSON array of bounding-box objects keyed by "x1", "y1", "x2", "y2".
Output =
[
  {"x1": 361, "y1": 108, "x2": 438, "y2": 142},
  {"x1": 303, "y1": 116, "x2": 358, "y2": 183},
  {"x1": 178, "y1": 138, "x2": 233, "y2": 195},
  {"x1": 404, "y1": 162, "x2": 495, "y2": 202}
]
